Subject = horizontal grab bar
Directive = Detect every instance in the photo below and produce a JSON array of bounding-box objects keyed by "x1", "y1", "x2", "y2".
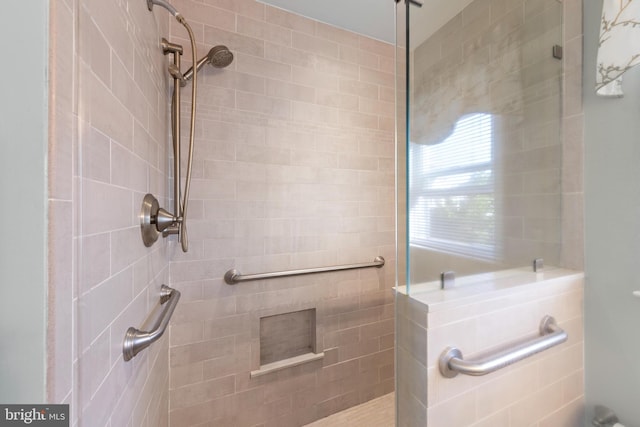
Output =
[
  {"x1": 439, "y1": 315, "x2": 567, "y2": 378},
  {"x1": 224, "y1": 256, "x2": 385, "y2": 285},
  {"x1": 123, "y1": 285, "x2": 181, "y2": 361}
]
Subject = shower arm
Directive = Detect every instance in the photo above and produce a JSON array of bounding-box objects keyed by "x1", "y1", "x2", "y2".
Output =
[
  {"x1": 182, "y1": 55, "x2": 209, "y2": 84},
  {"x1": 147, "y1": 0, "x2": 181, "y2": 18}
]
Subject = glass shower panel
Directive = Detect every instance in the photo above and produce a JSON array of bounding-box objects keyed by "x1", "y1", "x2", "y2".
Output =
[
  {"x1": 396, "y1": 2, "x2": 408, "y2": 291},
  {"x1": 400, "y1": 0, "x2": 564, "y2": 290}
]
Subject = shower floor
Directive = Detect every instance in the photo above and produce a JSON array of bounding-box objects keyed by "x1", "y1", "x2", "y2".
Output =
[{"x1": 304, "y1": 392, "x2": 395, "y2": 427}]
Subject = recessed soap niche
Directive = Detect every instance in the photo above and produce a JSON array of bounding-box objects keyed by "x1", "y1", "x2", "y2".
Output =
[{"x1": 251, "y1": 308, "x2": 324, "y2": 378}]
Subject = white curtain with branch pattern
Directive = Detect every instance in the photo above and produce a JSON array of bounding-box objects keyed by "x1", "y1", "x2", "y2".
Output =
[{"x1": 596, "y1": 0, "x2": 640, "y2": 97}]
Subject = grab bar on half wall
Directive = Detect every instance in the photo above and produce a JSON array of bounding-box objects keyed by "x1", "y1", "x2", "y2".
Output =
[
  {"x1": 224, "y1": 256, "x2": 385, "y2": 285},
  {"x1": 439, "y1": 315, "x2": 567, "y2": 378},
  {"x1": 123, "y1": 285, "x2": 181, "y2": 361}
]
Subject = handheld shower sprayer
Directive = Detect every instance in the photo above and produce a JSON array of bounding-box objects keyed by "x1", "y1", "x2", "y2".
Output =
[
  {"x1": 141, "y1": 0, "x2": 199, "y2": 252},
  {"x1": 141, "y1": 0, "x2": 234, "y2": 252},
  {"x1": 182, "y1": 46, "x2": 234, "y2": 84}
]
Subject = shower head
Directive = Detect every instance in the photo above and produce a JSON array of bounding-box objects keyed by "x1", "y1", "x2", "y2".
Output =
[
  {"x1": 182, "y1": 45, "x2": 234, "y2": 83},
  {"x1": 207, "y1": 45, "x2": 234, "y2": 68}
]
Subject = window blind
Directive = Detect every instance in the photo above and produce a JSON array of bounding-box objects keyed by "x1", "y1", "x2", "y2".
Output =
[{"x1": 409, "y1": 113, "x2": 497, "y2": 260}]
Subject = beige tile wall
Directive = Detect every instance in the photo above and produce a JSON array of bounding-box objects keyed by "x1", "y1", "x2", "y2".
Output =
[
  {"x1": 48, "y1": 0, "x2": 173, "y2": 425},
  {"x1": 166, "y1": 1, "x2": 397, "y2": 426},
  {"x1": 397, "y1": 270, "x2": 585, "y2": 426}
]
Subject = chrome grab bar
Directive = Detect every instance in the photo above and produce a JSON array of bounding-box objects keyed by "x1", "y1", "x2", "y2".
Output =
[
  {"x1": 224, "y1": 256, "x2": 385, "y2": 285},
  {"x1": 123, "y1": 285, "x2": 181, "y2": 361},
  {"x1": 439, "y1": 315, "x2": 567, "y2": 378}
]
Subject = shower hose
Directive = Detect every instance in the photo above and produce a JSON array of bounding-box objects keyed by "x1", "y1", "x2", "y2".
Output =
[{"x1": 176, "y1": 15, "x2": 196, "y2": 253}]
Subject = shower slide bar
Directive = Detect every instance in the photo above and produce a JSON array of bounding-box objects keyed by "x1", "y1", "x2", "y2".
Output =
[
  {"x1": 439, "y1": 315, "x2": 567, "y2": 378},
  {"x1": 123, "y1": 285, "x2": 181, "y2": 361},
  {"x1": 224, "y1": 256, "x2": 385, "y2": 285}
]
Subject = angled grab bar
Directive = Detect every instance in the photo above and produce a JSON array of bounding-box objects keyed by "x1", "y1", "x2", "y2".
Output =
[
  {"x1": 224, "y1": 256, "x2": 385, "y2": 285},
  {"x1": 439, "y1": 315, "x2": 567, "y2": 378},
  {"x1": 123, "y1": 285, "x2": 181, "y2": 361}
]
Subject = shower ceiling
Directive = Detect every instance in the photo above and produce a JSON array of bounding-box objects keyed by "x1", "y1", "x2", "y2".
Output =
[{"x1": 257, "y1": 0, "x2": 475, "y2": 45}]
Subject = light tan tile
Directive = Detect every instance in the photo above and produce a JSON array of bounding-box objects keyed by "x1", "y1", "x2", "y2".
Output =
[{"x1": 238, "y1": 15, "x2": 292, "y2": 46}]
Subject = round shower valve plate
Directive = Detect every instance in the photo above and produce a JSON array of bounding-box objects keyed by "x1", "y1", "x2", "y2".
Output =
[{"x1": 141, "y1": 193, "x2": 161, "y2": 247}]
